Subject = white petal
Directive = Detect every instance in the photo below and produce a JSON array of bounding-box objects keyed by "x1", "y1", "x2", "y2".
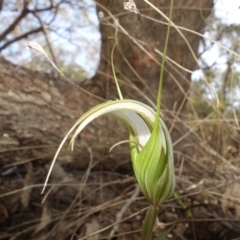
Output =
[
  {"x1": 111, "y1": 110, "x2": 151, "y2": 149},
  {"x1": 70, "y1": 100, "x2": 166, "y2": 151}
]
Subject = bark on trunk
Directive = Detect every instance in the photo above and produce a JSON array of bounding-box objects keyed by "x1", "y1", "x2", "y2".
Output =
[{"x1": 0, "y1": 57, "x2": 129, "y2": 171}]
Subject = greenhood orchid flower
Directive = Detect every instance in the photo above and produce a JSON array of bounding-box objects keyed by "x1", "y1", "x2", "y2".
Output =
[
  {"x1": 43, "y1": 99, "x2": 175, "y2": 207},
  {"x1": 37, "y1": 1, "x2": 175, "y2": 237}
]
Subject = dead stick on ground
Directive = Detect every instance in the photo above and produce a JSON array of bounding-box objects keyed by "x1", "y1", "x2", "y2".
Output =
[{"x1": 107, "y1": 184, "x2": 140, "y2": 240}]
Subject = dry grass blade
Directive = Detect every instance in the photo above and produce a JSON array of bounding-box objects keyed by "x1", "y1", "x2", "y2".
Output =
[
  {"x1": 107, "y1": 185, "x2": 140, "y2": 240},
  {"x1": 21, "y1": 162, "x2": 35, "y2": 208},
  {"x1": 28, "y1": 41, "x2": 104, "y2": 101}
]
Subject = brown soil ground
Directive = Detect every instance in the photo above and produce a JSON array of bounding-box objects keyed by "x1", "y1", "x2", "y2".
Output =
[{"x1": 1, "y1": 144, "x2": 240, "y2": 240}]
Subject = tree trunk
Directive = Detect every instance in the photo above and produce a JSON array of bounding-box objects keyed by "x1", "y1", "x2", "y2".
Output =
[
  {"x1": 0, "y1": 57, "x2": 129, "y2": 171},
  {"x1": 95, "y1": 0, "x2": 213, "y2": 155}
]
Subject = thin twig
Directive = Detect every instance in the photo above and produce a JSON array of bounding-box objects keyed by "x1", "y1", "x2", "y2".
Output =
[{"x1": 107, "y1": 185, "x2": 140, "y2": 240}]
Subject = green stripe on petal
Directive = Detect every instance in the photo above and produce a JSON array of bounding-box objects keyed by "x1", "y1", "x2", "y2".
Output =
[{"x1": 42, "y1": 99, "x2": 175, "y2": 206}]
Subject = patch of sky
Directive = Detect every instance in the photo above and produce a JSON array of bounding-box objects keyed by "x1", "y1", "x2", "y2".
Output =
[
  {"x1": 2, "y1": 0, "x2": 239, "y2": 83},
  {"x1": 192, "y1": 0, "x2": 240, "y2": 85},
  {"x1": 2, "y1": 0, "x2": 100, "y2": 79},
  {"x1": 214, "y1": 0, "x2": 240, "y2": 24}
]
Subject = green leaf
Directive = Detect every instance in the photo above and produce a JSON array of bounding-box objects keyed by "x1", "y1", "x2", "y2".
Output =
[{"x1": 152, "y1": 225, "x2": 174, "y2": 240}]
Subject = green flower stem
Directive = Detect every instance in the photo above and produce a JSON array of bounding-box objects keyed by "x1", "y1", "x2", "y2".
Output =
[
  {"x1": 141, "y1": 204, "x2": 158, "y2": 240},
  {"x1": 156, "y1": 0, "x2": 173, "y2": 114},
  {"x1": 110, "y1": 37, "x2": 123, "y2": 100}
]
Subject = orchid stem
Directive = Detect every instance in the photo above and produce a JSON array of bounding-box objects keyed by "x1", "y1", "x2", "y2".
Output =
[
  {"x1": 156, "y1": 0, "x2": 174, "y2": 118},
  {"x1": 141, "y1": 204, "x2": 158, "y2": 240},
  {"x1": 110, "y1": 37, "x2": 123, "y2": 100}
]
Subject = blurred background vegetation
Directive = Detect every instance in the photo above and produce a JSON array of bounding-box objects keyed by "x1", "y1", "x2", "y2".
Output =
[{"x1": 0, "y1": 0, "x2": 240, "y2": 239}]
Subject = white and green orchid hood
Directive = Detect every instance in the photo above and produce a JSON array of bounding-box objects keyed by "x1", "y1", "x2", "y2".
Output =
[{"x1": 44, "y1": 99, "x2": 175, "y2": 206}]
